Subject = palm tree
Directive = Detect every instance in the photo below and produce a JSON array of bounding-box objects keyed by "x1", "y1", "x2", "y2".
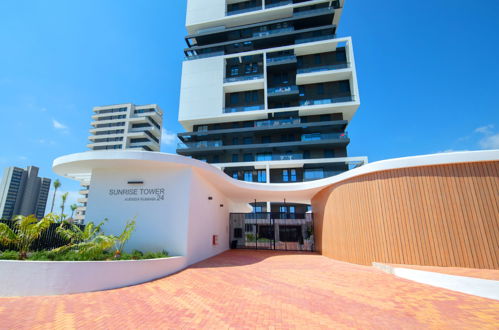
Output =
[
  {"x1": 70, "y1": 204, "x2": 78, "y2": 219},
  {"x1": 60, "y1": 192, "x2": 69, "y2": 220},
  {"x1": 0, "y1": 214, "x2": 56, "y2": 259},
  {"x1": 50, "y1": 179, "x2": 61, "y2": 213}
]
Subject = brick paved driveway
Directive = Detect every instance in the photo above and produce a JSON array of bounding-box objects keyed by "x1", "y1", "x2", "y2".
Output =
[{"x1": 1, "y1": 250, "x2": 498, "y2": 329}]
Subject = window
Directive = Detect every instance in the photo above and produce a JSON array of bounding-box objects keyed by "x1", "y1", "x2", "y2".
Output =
[
  {"x1": 234, "y1": 228, "x2": 243, "y2": 239},
  {"x1": 232, "y1": 172, "x2": 239, "y2": 179},
  {"x1": 245, "y1": 91, "x2": 252, "y2": 103},
  {"x1": 304, "y1": 169, "x2": 324, "y2": 180},
  {"x1": 244, "y1": 153, "x2": 254, "y2": 161},
  {"x1": 317, "y1": 83, "x2": 324, "y2": 95},
  {"x1": 339, "y1": 80, "x2": 350, "y2": 93},
  {"x1": 243, "y1": 137, "x2": 253, "y2": 144},
  {"x1": 306, "y1": 205, "x2": 312, "y2": 212},
  {"x1": 261, "y1": 136, "x2": 270, "y2": 143},
  {"x1": 245, "y1": 64, "x2": 251, "y2": 74},
  {"x1": 254, "y1": 206, "x2": 263, "y2": 213},
  {"x1": 324, "y1": 149, "x2": 335, "y2": 158},
  {"x1": 252, "y1": 64, "x2": 258, "y2": 73},
  {"x1": 213, "y1": 155, "x2": 220, "y2": 163},
  {"x1": 256, "y1": 153, "x2": 272, "y2": 161},
  {"x1": 230, "y1": 66, "x2": 239, "y2": 76},
  {"x1": 320, "y1": 114, "x2": 330, "y2": 122},
  {"x1": 244, "y1": 171, "x2": 253, "y2": 182},
  {"x1": 232, "y1": 154, "x2": 239, "y2": 162},
  {"x1": 197, "y1": 125, "x2": 208, "y2": 132},
  {"x1": 252, "y1": 90, "x2": 258, "y2": 102},
  {"x1": 230, "y1": 93, "x2": 239, "y2": 104},
  {"x1": 290, "y1": 169, "x2": 297, "y2": 182},
  {"x1": 289, "y1": 206, "x2": 296, "y2": 213},
  {"x1": 314, "y1": 54, "x2": 322, "y2": 65},
  {"x1": 257, "y1": 170, "x2": 266, "y2": 183},
  {"x1": 280, "y1": 206, "x2": 287, "y2": 213},
  {"x1": 282, "y1": 170, "x2": 289, "y2": 182},
  {"x1": 232, "y1": 137, "x2": 239, "y2": 145}
]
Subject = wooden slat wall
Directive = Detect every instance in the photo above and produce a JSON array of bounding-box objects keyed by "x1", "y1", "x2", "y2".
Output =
[{"x1": 311, "y1": 161, "x2": 499, "y2": 269}]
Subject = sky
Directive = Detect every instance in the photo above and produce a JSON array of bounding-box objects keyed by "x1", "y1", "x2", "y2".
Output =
[{"x1": 0, "y1": 0, "x2": 498, "y2": 211}]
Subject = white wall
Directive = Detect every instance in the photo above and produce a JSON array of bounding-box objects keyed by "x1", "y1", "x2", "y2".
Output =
[
  {"x1": 86, "y1": 167, "x2": 193, "y2": 257},
  {"x1": 185, "y1": 170, "x2": 231, "y2": 265},
  {"x1": 186, "y1": 0, "x2": 226, "y2": 29},
  {"x1": 0, "y1": 257, "x2": 186, "y2": 297},
  {"x1": 178, "y1": 56, "x2": 224, "y2": 129}
]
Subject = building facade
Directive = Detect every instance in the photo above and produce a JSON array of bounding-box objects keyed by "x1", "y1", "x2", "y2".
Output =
[
  {"x1": 0, "y1": 166, "x2": 51, "y2": 220},
  {"x1": 74, "y1": 103, "x2": 164, "y2": 223},
  {"x1": 177, "y1": 0, "x2": 366, "y2": 217}
]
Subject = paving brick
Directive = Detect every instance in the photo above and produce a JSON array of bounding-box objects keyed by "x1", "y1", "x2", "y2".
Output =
[{"x1": 0, "y1": 250, "x2": 498, "y2": 329}]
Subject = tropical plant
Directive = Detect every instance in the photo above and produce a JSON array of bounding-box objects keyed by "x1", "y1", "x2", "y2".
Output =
[
  {"x1": 50, "y1": 179, "x2": 61, "y2": 213},
  {"x1": 53, "y1": 220, "x2": 114, "y2": 259},
  {"x1": 60, "y1": 192, "x2": 69, "y2": 220},
  {"x1": 0, "y1": 214, "x2": 56, "y2": 259},
  {"x1": 113, "y1": 219, "x2": 136, "y2": 259},
  {"x1": 70, "y1": 204, "x2": 78, "y2": 219}
]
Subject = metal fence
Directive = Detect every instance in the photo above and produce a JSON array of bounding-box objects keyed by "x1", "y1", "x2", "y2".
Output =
[
  {"x1": 229, "y1": 213, "x2": 314, "y2": 252},
  {"x1": 0, "y1": 220, "x2": 85, "y2": 251}
]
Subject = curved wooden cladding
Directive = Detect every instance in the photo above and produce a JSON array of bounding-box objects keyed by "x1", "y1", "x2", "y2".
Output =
[{"x1": 311, "y1": 161, "x2": 499, "y2": 269}]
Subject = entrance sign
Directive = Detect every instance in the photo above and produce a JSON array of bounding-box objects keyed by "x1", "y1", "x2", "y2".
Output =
[{"x1": 108, "y1": 188, "x2": 165, "y2": 202}]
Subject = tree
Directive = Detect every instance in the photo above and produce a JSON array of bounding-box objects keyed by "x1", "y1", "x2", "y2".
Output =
[
  {"x1": 50, "y1": 179, "x2": 61, "y2": 213},
  {"x1": 70, "y1": 204, "x2": 78, "y2": 219},
  {"x1": 0, "y1": 214, "x2": 56, "y2": 259},
  {"x1": 60, "y1": 192, "x2": 69, "y2": 220}
]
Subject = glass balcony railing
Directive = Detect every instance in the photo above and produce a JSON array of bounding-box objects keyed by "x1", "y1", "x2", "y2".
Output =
[
  {"x1": 301, "y1": 132, "x2": 348, "y2": 142},
  {"x1": 268, "y1": 85, "x2": 299, "y2": 96},
  {"x1": 227, "y1": 5, "x2": 262, "y2": 16},
  {"x1": 224, "y1": 104, "x2": 265, "y2": 113},
  {"x1": 295, "y1": 34, "x2": 336, "y2": 44},
  {"x1": 299, "y1": 96, "x2": 354, "y2": 106},
  {"x1": 177, "y1": 140, "x2": 223, "y2": 149},
  {"x1": 293, "y1": 7, "x2": 334, "y2": 17},
  {"x1": 266, "y1": 55, "x2": 296, "y2": 64},
  {"x1": 297, "y1": 62, "x2": 350, "y2": 74},
  {"x1": 255, "y1": 118, "x2": 301, "y2": 128},
  {"x1": 224, "y1": 73, "x2": 263, "y2": 83},
  {"x1": 253, "y1": 26, "x2": 294, "y2": 38},
  {"x1": 185, "y1": 51, "x2": 225, "y2": 61},
  {"x1": 272, "y1": 154, "x2": 303, "y2": 161}
]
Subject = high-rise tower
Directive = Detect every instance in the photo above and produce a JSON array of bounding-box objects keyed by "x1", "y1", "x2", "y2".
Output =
[{"x1": 177, "y1": 0, "x2": 366, "y2": 214}]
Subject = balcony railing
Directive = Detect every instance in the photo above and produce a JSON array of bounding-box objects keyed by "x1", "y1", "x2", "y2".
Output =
[
  {"x1": 177, "y1": 140, "x2": 223, "y2": 149},
  {"x1": 227, "y1": 5, "x2": 262, "y2": 16},
  {"x1": 297, "y1": 62, "x2": 350, "y2": 74},
  {"x1": 295, "y1": 34, "x2": 336, "y2": 44},
  {"x1": 266, "y1": 55, "x2": 296, "y2": 64},
  {"x1": 267, "y1": 85, "x2": 299, "y2": 96},
  {"x1": 185, "y1": 51, "x2": 225, "y2": 61},
  {"x1": 224, "y1": 73, "x2": 263, "y2": 83},
  {"x1": 253, "y1": 26, "x2": 294, "y2": 38},
  {"x1": 299, "y1": 96, "x2": 354, "y2": 106},
  {"x1": 224, "y1": 104, "x2": 265, "y2": 113},
  {"x1": 301, "y1": 132, "x2": 348, "y2": 141},
  {"x1": 255, "y1": 118, "x2": 301, "y2": 128},
  {"x1": 293, "y1": 7, "x2": 334, "y2": 17}
]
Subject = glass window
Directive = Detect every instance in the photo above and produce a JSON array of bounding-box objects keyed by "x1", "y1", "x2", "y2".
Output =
[
  {"x1": 282, "y1": 170, "x2": 289, "y2": 182},
  {"x1": 232, "y1": 172, "x2": 238, "y2": 179},
  {"x1": 232, "y1": 154, "x2": 239, "y2": 162},
  {"x1": 245, "y1": 64, "x2": 251, "y2": 74},
  {"x1": 243, "y1": 137, "x2": 253, "y2": 144},
  {"x1": 289, "y1": 206, "x2": 296, "y2": 213},
  {"x1": 245, "y1": 91, "x2": 251, "y2": 103},
  {"x1": 244, "y1": 171, "x2": 253, "y2": 182},
  {"x1": 324, "y1": 149, "x2": 334, "y2": 158},
  {"x1": 252, "y1": 91, "x2": 258, "y2": 102},
  {"x1": 314, "y1": 54, "x2": 322, "y2": 65},
  {"x1": 197, "y1": 125, "x2": 208, "y2": 132},
  {"x1": 261, "y1": 136, "x2": 270, "y2": 143},
  {"x1": 291, "y1": 169, "x2": 297, "y2": 182},
  {"x1": 243, "y1": 153, "x2": 254, "y2": 161},
  {"x1": 304, "y1": 169, "x2": 324, "y2": 180},
  {"x1": 257, "y1": 170, "x2": 266, "y2": 183},
  {"x1": 232, "y1": 137, "x2": 238, "y2": 145},
  {"x1": 230, "y1": 66, "x2": 239, "y2": 76},
  {"x1": 213, "y1": 155, "x2": 220, "y2": 163},
  {"x1": 280, "y1": 206, "x2": 287, "y2": 213},
  {"x1": 317, "y1": 83, "x2": 324, "y2": 95},
  {"x1": 230, "y1": 93, "x2": 239, "y2": 104},
  {"x1": 254, "y1": 206, "x2": 263, "y2": 213},
  {"x1": 256, "y1": 153, "x2": 272, "y2": 161},
  {"x1": 320, "y1": 114, "x2": 330, "y2": 121}
]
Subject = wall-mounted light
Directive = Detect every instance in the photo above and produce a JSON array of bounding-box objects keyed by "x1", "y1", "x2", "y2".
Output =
[
  {"x1": 220, "y1": 204, "x2": 224, "y2": 208},
  {"x1": 208, "y1": 196, "x2": 213, "y2": 200},
  {"x1": 128, "y1": 181, "x2": 144, "y2": 185}
]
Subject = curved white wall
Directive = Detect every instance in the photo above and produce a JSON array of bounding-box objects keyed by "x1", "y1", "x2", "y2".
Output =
[{"x1": 0, "y1": 257, "x2": 186, "y2": 297}]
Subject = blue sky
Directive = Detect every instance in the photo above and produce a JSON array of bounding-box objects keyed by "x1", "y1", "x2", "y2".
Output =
[{"x1": 0, "y1": 0, "x2": 498, "y2": 210}]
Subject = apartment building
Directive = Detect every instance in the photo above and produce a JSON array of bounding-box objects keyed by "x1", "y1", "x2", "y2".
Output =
[
  {"x1": 0, "y1": 166, "x2": 51, "y2": 220},
  {"x1": 177, "y1": 0, "x2": 367, "y2": 217},
  {"x1": 73, "y1": 103, "x2": 164, "y2": 223}
]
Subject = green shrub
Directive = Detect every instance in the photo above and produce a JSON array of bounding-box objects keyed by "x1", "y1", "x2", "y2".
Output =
[{"x1": 0, "y1": 250, "x2": 19, "y2": 260}]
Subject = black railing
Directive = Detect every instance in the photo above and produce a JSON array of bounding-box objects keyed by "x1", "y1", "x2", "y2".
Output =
[{"x1": 0, "y1": 220, "x2": 85, "y2": 251}]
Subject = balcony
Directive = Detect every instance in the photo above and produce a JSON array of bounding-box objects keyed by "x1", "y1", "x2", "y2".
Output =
[
  {"x1": 301, "y1": 132, "x2": 348, "y2": 141},
  {"x1": 267, "y1": 85, "x2": 299, "y2": 97},
  {"x1": 255, "y1": 118, "x2": 301, "y2": 128},
  {"x1": 224, "y1": 73, "x2": 263, "y2": 84},
  {"x1": 227, "y1": 5, "x2": 262, "y2": 16},
  {"x1": 295, "y1": 34, "x2": 336, "y2": 44},
  {"x1": 224, "y1": 104, "x2": 265, "y2": 113},
  {"x1": 266, "y1": 55, "x2": 297, "y2": 66},
  {"x1": 297, "y1": 63, "x2": 350, "y2": 74},
  {"x1": 177, "y1": 140, "x2": 223, "y2": 150},
  {"x1": 256, "y1": 154, "x2": 304, "y2": 161},
  {"x1": 299, "y1": 96, "x2": 354, "y2": 106},
  {"x1": 253, "y1": 26, "x2": 294, "y2": 38}
]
